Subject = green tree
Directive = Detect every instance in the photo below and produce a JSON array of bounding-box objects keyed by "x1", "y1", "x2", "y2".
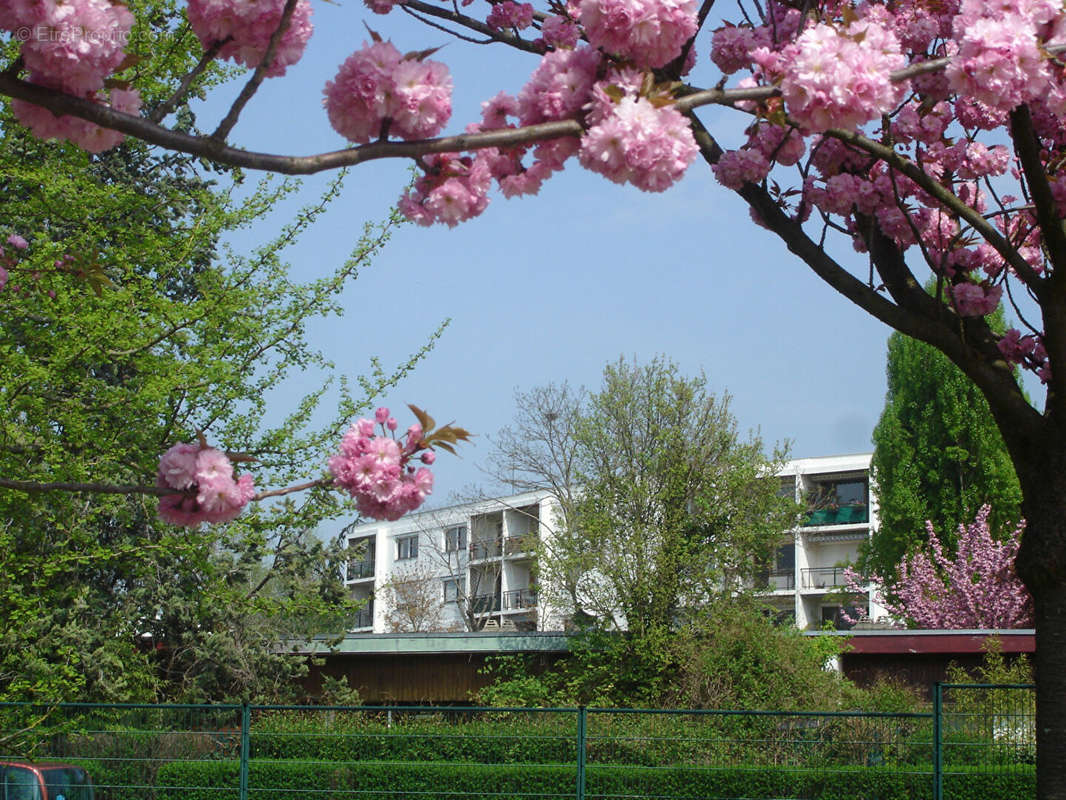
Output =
[
  {"x1": 0, "y1": 5, "x2": 439, "y2": 702},
  {"x1": 866, "y1": 328, "x2": 1023, "y2": 583},
  {"x1": 491, "y1": 357, "x2": 795, "y2": 635}
]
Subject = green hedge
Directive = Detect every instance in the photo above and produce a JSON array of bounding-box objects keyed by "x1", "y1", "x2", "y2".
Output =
[
  {"x1": 155, "y1": 760, "x2": 1034, "y2": 800},
  {"x1": 248, "y1": 710, "x2": 934, "y2": 769}
]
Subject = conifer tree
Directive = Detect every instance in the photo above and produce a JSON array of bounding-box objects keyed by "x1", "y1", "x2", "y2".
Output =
[{"x1": 867, "y1": 326, "x2": 1023, "y2": 583}]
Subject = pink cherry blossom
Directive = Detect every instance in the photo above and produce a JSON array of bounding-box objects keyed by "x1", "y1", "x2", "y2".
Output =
[
  {"x1": 579, "y1": 94, "x2": 698, "y2": 192},
  {"x1": 778, "y1": 17, "x2": 907, "y2": 132},
  {"x1": 950, "y1": 281, "x2": 1002, "y2": 317},
  {"x1": 328, "y1": 407, "x2": 436, "y2": 521},
  {"x1": 324, "y1": 40, "x2": 452, "y2": 143},
  {"x1": 487, "y1": 1, "x2": 534, "y2": 31},
  {"x1": 712, "y1": 148, "x2": 771, "y2": 190},
  {"x1": 846, "y1": 506, "x2": 1032, "y2": 629},
  {"x1": 539, "y1": 15, "x2": 581, "y2": 49},
  {"x1": 945, "y1": 0, "x2": 1056, "y2": 113},
  {"x1": 156, "y1": 443, "x2": 256, "y2": 527},
  {"x1": 517, "y1": 45, "x2": 600, "y2": 126},
  {"x1": 398, "y1": 152, "x2": 492, "y2": 226},
  {"x1": 18, "y1": 0, "x2": 133, "y2": 94},
  {"x1": 577, "y1": 0, "x2": 697, "y2": 68},
  {"x1": 186, "y1": 0, "x2": 313, "y2": 77},
  {"x1": 12, "y1": 84, "x2": 142, "y2": 152}
]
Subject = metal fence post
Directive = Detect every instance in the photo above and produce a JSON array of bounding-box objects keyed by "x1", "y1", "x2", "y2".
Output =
[
  {"x1": 239, "y1": 703, "x2": 251, "y2": 800},
  {"x1": 932, "y1": 683, "x2": 943, "y2": 800},
  {"x1": 576, "y1": 706, "x2": 587, "y2": 800}
]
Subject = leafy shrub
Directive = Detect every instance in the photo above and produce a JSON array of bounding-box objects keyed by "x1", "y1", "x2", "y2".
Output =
[{"x1": 156, "y1": 760, "x2": 1034, "y2": 800}]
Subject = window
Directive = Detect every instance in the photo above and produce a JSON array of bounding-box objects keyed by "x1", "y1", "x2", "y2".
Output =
[
  {"x1": 804, "y1": 477, "x2": 869, "y2": 526},
  {"x1": 444, "y1": 525, "x2": 467, "y2": 552},
  {"x1": 821, "y1": 604, "x2": 866, "y2": 631},
  {"x1": 396, "y1": 535, "x2": 418, "y2": 561},
  {"x1": 775, "y1": 544, "x2": 795, "y2": 571},
  {"x1": 442, "y1": 576, "x2": 465, "y2": 603}
]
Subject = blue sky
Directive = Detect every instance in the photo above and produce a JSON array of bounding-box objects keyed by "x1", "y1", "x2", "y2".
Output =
[{"x1": 198, "y1": 2, "x2": 905, "y2": 511}]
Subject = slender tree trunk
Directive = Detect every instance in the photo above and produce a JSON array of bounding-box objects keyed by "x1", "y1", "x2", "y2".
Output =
[{"x1": 1012, "y1": 448, "x2": 1066, "y2": 800}]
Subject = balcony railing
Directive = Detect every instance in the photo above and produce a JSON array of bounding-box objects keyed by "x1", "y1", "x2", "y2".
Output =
[
  {"x1": 504, "y1": 534, "x2": 538, "y2": 555},
  {"x1": 347, "y1": 560, "x2": 375, "y2": 580},
  {"x1": 762, "y1": 569, "x2": 795, "y2": 591},
  {"x1": 801, "y1": 566, "x2": 850, "y2": 590},
  {"x1": 471, "y1": 593, "x2": 502, "y2": 614},
  {"x1": 469, "y1": 539, "x2": 503, "y2": 560},
  {"x1": 802, "y1": 504, "x2": 869, "y2": 527},
  {"x1": 352, "y1": 604, "x2": 374, "y2": 629},
  {"x1": 503, "y1": 588, "x2": 538, "y2": 609}
]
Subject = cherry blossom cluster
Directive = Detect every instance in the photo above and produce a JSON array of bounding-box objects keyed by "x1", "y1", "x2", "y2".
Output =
[
  {"x1": 156, "y1": 443, "x2": 257, "y2": 527},
  {"x1": 486, "y1": 1, "x2": 534, "y2": 31},
  {"x1": 845, "y1": 506, "x2": 1033, "y2": 629},
  {"x1": 703, "y1": 0, "x2": 1066, "y2": 383},
  {"x1": 0, "y1": 233, "x2": 28, "y2": 293},
  {"x1": 577, "y1": 0, "x2": 697, "y2": 69},
  {"x1": 10, "y1": 0, "x2": 1066, "y2": 387},
  {"x1": 579, "y1": 90, "x2": 699, "y2": 192},
  {"x1": 327, "y1": 407, "x2": 436, "y2": 521},
  {"x1": 324, "y1": 40, "x2": 452, "y2": 144},
  {"x1": 398, "y1": 152, "x2": 492, "y2": 227},
  {"x1": 756, "y1": 11, "x2": 908, "y2": 133},
  {"x1": 186, "y1": 0, "x2": 313, "y2": 77},
  {"x1": 1, "y1": 0, "x2": 142, "y2": 151}
]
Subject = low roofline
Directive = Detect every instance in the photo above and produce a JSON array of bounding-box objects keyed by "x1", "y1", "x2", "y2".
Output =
[
  {"x1": 343, "y1": 490, "x2": 554, "y2": 537},
  {"x1": 287, "y1": 631, "x2": 573, "y2": 656},
  {"x1": 807, "y1": 628, "x2": 1035, "y2": 655},
  {"x1": 289, "y1": 628, "x2": 1032, "y2": 657}
]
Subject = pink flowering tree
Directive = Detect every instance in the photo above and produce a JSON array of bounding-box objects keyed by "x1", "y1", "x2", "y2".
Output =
[
  {"x1": 6, "y1": 0, "x2": 1066, "y2": 791},
  {"x1": 845, "y1": 506, "x2": 1033, "y2": 629}
]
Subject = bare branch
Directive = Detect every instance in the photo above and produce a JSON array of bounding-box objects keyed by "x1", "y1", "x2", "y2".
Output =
[
  {"x1": 0, "y1": 476, "x2": 333, "y2": 502},
  {"x1": 0, "y1": 478, "x2": 176, "y2": 496},
  {"x1": 402, "y1": 0, "x2": 544, "y2": 53},
  {"x1": 148, "y1": 39, "x2": 226, "y2": 124},
  {"x1": 212, "y1": 0, "x2": 301, "y2": 140}
]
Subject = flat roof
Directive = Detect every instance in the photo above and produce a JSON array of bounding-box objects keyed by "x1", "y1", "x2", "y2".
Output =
[
  {"x1": 809, "y1": 629, "x2": 1035, "y2": 655},
  {"x1": 289, "y1": 631, "x2": 572, "y2": 656},
  {"x1": 290, "y1": 629, "x2": 1033, "y2": 657}
]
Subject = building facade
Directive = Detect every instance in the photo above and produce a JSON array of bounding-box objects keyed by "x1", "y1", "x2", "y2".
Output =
[
  {"x1": 342, "y1": 453, "x2": 885, "y2": 633},
  {"x1": 343, "y1": 491, "x2": 562, "y2": 633},
  {"x1": 764, "y1": 453, "x2": 887, "y2": 629}
]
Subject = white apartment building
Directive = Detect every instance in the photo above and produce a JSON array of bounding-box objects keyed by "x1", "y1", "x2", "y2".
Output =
[
  {"x1": 342, "y1": 454, "x2": 886, "y2": 633},
  {"x1": 765, "y1": 453, "x2": 887, "y2": 630},
  {"x1": 343, "y1": 491, "x2": 562, "y2": 633}
]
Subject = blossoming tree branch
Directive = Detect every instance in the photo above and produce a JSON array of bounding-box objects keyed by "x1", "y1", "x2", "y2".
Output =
[
  {"x1": 0, "y1": 403, "x2": 471, "y2": 524},
  {"x1": 6, "y1": 0, "x2": 1066, "y2": 792}
]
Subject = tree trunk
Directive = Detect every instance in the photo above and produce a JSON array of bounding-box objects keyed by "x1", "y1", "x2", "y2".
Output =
[
  {"x1": 1032, "y1": 579, "x2": 1066, "y2": 800},
  {"x1": 1013, "y1": 452, "x2": 1066, "y2": 800}
]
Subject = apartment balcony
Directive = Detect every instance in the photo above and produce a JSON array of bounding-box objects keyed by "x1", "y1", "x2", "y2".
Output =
[
  {"x1": 761, "y1": 569, "x2": 796, "y2": 591},
  {"x1": 469, "y1": 539, "x2": 503, "y2": 561},
  {"x1": 347, "y1": 560, "x2": 375, "y2": 581},
  {"x1": 503, "y1": 588, "x2": 538, "y2": 610},
  {"x1": 504, "y1": 533, "x2": 538, "y2": 556},
  {"x1": 802, "y1": 504, "x2": 869, "y2": 527},
  {"x1": 352, "y1": 603, "x2": 374, "y2": 630},
  {"x1": 801, "y1": 566, "x2": 851, "y2": 590},
  {"x1": 471, "y1": 593, "x2": 502, "y2": 614}
]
